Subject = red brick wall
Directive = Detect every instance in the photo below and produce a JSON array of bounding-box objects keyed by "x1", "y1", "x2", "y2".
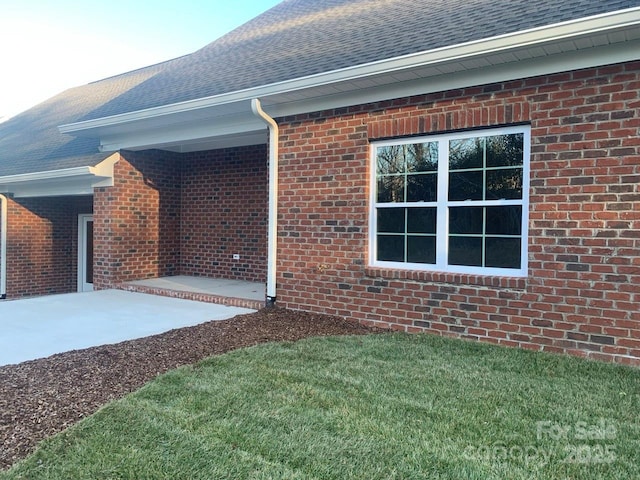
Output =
[
  {"x1": 93, "y1": 147, "x2": 268, "y2": 288},
  {"x1": 181, "y1": 146, "x2": 267, "y2": 282},
  {"x1": 93, "y1": 151, "x2": 181, "y2": 289},
  {"x1": 276, "y1": 61, "x2": 640, "y2": 365},
  {"x1": 4, "y1": 195, "x2": 93, "y2": 297}
]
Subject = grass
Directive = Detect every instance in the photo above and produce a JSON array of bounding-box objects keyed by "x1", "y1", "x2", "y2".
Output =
[{"x1": 3, "y1": 333, "x2": 639, "y2": 479}]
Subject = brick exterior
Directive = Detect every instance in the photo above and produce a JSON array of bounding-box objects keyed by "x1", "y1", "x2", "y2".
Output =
[
  {"x1": 276, "y1": 61, "x2": 640, "y2": 365},
  {"x1": 181, "y1": 146, "x2": 268, "y2": 282},
  {"x1": 93, "y1": 150, "x2": 181, "y2": 289},
  {"x1": 93, "y1": 146, "x2": 267, "y2": 289},
  {"x1": 2, "y1": 60, "x2": 638, "y2": 366},
  {"x1": 3, "y1": 195, "x2": 92, "y2": 297}
]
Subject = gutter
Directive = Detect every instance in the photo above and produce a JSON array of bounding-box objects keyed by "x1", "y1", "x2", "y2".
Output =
[
  {"x1": 0, "y1": 166, "x2": 96, "y2": 184},
  {"x1": 251, "y1": 99, "x2": 278, "y2": 307},
  {"x1": 0, "y1": 155, "x2": 119, "y2": 198},
  {"x1": 0, "y1": 194, "x2": 7, "y2": 299}
]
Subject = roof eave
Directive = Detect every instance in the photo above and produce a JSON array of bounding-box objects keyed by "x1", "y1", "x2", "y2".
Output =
[
  {"x1": 59, "y1": 6, "x2": 640, "y2": 138},
  {"x1": 0, "y1": 154, "x2": 119, "y2": 198}
]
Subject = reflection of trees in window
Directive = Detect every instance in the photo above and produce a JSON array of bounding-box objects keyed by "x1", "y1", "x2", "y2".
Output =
[
  {"x1": 377, "y1": 143, "x2": 438, "y2": 203},
  {"x1": 448, "y1": 133, "x2": 523, "y2": 201},
  {"x1": 377, "y1": 145, "x2": 406, "y2": 175},
  {"x1": 486, "y1": 169, "x2": 522, "y2": 200},
  {"x1": 407, "y1": 143, "x2": 438, "y2": 172},
  {"x1": 486, "y1": 133, "x2": 523, "y2": 200},
  {"x1": 449, "y1": 138, "x2": 483, "y2": 170},
  {"x1": 377, "y1": 143, "x2": 437, "y2": 175},
  {"x1": 486, "y1": 134, "x2": 523, "y2": 167},
  {"x1": 377, "y1": 176, "x2": 405, "y2": 202},
  {"x1": 373, "y1": 128, "x2": 528, "y2": 272}
]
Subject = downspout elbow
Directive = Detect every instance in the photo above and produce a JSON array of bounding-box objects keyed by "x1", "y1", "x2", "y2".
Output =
[{"x1": 251, "y1": 99, "x2": 278, "y2": 307}]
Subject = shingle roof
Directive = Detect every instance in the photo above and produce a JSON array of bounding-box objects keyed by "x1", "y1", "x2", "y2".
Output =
[
  {"x1": 81, "y1": 0, "x2": 640, "y2": 120},
  {"x1": 0, "y1": 60, "x2": 176, "y2": 176},
  {"x1": 1, "y1": 0, "x2": 638, "y2": 176}
]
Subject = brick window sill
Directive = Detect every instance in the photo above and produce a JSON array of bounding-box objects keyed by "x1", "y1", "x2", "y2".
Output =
[{"x1": 364, "y1": 267, "x2": 527, "y2": 290}]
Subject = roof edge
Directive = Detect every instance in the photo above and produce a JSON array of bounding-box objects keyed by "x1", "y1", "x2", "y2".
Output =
[
  {"x1": 60, "y1": 6, "x2": 640, "y2": 135},
  {"x1": 0, "y1": 166, "x2": 95, "y2": 184},
  {"x1": 0, "y1": 153, "x2": 120, "y2": 185}
]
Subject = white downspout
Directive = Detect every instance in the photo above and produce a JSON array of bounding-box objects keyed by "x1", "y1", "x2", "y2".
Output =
[
  {"x1": 251, "y1": 98, "x2": 278, "y2": 306},
  {"x1": 0, "y1": 194, "x2": 7, "y2": 299}
]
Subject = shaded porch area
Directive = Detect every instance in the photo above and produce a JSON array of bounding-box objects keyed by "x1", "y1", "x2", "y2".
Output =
[
  {"x1": 92, "y1": 146, "x2": 269, "y2": 310},
  {"x1": 118, "y1": 275, "x2": 266, "y2": 310}
]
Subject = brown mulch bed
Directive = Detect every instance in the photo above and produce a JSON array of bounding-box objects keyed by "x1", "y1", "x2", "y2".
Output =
[{"x1": 0, "y1": 308, "x2": 380, "y2": 470}]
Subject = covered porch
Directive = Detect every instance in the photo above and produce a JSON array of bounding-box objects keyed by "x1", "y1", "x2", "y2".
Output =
[{"x1": 61, "y1": 99, "x2": 280, "y2": 308}]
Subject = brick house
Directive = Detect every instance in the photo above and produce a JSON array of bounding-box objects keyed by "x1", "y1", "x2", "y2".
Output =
[{"x1": 0, "y1": 0, "x2": 639, "y2": 364}]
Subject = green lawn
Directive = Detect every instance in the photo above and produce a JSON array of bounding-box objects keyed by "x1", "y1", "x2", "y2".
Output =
[{"x1": 3, "y1": 333, "x2": 639, "y2": 479}]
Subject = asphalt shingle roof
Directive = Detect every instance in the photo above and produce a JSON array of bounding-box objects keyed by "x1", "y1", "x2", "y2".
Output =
[
  {"x1": 82, "y1": 0, "x2": 640, "y2": 120},
  {"x1": 1, "y1": 0, "x2": 638, "y2": 176},
  {"x1": 0, "y1": 60, "x2": 176, "y2": 176}
]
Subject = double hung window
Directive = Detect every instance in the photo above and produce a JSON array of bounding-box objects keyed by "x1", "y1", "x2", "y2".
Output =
[{"x1": 370, "y1": 126, "x2": 530, "y2": 276}]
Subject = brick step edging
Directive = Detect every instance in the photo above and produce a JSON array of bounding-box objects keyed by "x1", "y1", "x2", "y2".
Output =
[{"x1": 115, "y1": 283, "x2": 265, "y2": 311}]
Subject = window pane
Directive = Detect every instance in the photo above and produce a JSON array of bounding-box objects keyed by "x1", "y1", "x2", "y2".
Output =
[
  {"x1": 377, "y1": 145, "x2": 405, "y2": 175},
  {"x1": 486, "y1": 237, "x2": 521, "y2": 268},
  {"x1": 377, "y1": 176, "x2": 405, "y2": 203},
  {"x1": 449, "y1": 137, "x2": 483, "y2": 170},
  {"x1": 486, "y1": 206, "x2": 522, "y2": 235},
  {"x1": 407, "y1": 208, "x2": 436, "y2": 234},
  {"x1": 377, "y1": 235, "x2": 404, "y2": 262},
  {"x1": 486, "y1": 168, "x2": 523, "y2": 200},
  {"x1": 377, "y1": 208, "x2": 405, "y2": 233},
  {"x1": 408, "y1": 236, "x2": 436, "y2": 264},
  {"x1": 449, "y1": 171, "x2": 483, "y2": 201},
  {"x1": 449, "y1": 236, "x2": 482, "y2": 266},
  {"x1": 449, "y1": 207, "x2": 483, "y2": 234},
  {"x1": 407, "y1": 142, "x2": 438, "y2": 173},
  {"x1": 407, "y1": 173, "x2": 437, "y2": 202},
  {"x1": 486, "y1": 134, "x2": 524, "y2": 167}
]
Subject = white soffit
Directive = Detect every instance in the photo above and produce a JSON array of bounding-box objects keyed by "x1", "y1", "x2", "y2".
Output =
[
  {"x1": 59, "y1": 7, "x2": 640, "y2": 152},
  {"x1": 0, "y1": 154, "x2": 118, "y2": 198}
]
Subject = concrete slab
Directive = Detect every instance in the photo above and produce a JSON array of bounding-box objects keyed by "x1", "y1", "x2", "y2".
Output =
[
  {"x1": 126, "y1": 275, "x2": 265, "y2": 301},
  {"x1": 0, "y1": 290, "x2": 255, "y2": 367}
]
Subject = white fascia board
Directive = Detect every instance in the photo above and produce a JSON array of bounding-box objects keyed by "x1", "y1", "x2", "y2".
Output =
[
  {"x1": 268, "y1": 37, "x2": 640, "y2": 119},
  {"x1": 0, "y1": 153, "x2": 119, "y2": 197},
  {"x1": 90, "y1": 37, "x2": 640, "y2": 153},
  {"x1": 59, "y1": 7, "x2": 640, "y2": 136},
  {"x1": 2, "y1": 181, "x2": 97, "y2": 198},
  {"x1": 98, "y1": 114, "x2": 265, "y2": 152},
  {"x1": 0, "y1": 166, "x2": 94, "y2": 184},
  {"x1": 102, "y1": 130, "x2": 267, "y2": 153}
]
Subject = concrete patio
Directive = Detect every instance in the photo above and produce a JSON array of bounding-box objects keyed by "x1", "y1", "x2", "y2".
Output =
[
  {"x1": 0, "y1": 289, "x2": 255, "y2": 367},
  {"x1": 120, "y1": 275, "x2": 266, "y2": 310}
]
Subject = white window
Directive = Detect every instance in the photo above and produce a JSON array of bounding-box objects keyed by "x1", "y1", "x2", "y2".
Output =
[{"x1": 369, "y1": 125, "x2": 530, "y2": 277}]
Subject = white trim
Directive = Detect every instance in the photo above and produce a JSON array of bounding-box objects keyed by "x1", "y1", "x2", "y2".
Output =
[
  {"x1": 251, "y1": 99, "x2": 279, "y2": 303},
  {"x1": 0, "y1": 154, "x2": 119, "y2": 198},
  {"x1": 77, "y1": 214, "x2": 94, "y2": 292},
  {"x1": 267, "y1": 38, "x2": 640, "y2": 119},
  {"x1": 59, "y1": 7, "x2": 640, "y2": 136},
  {"x1": 369, "y1": 125, "x2": 531, "y2": 277},
  {"x1": 59, "y1": 38, "x2": 640, "y2": 154},
  {"x1": 0, "y1": 166, "x2": 96, "y2": 184}
]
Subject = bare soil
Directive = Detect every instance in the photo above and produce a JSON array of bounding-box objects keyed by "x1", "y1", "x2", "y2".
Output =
[{"x1": 0, "y1": 308, "x2": 380, "y2": 470}]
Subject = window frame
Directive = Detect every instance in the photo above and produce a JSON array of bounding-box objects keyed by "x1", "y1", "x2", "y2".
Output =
[{"x1": 369, "y1": 125, "x2": 531, "y2": 277}]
